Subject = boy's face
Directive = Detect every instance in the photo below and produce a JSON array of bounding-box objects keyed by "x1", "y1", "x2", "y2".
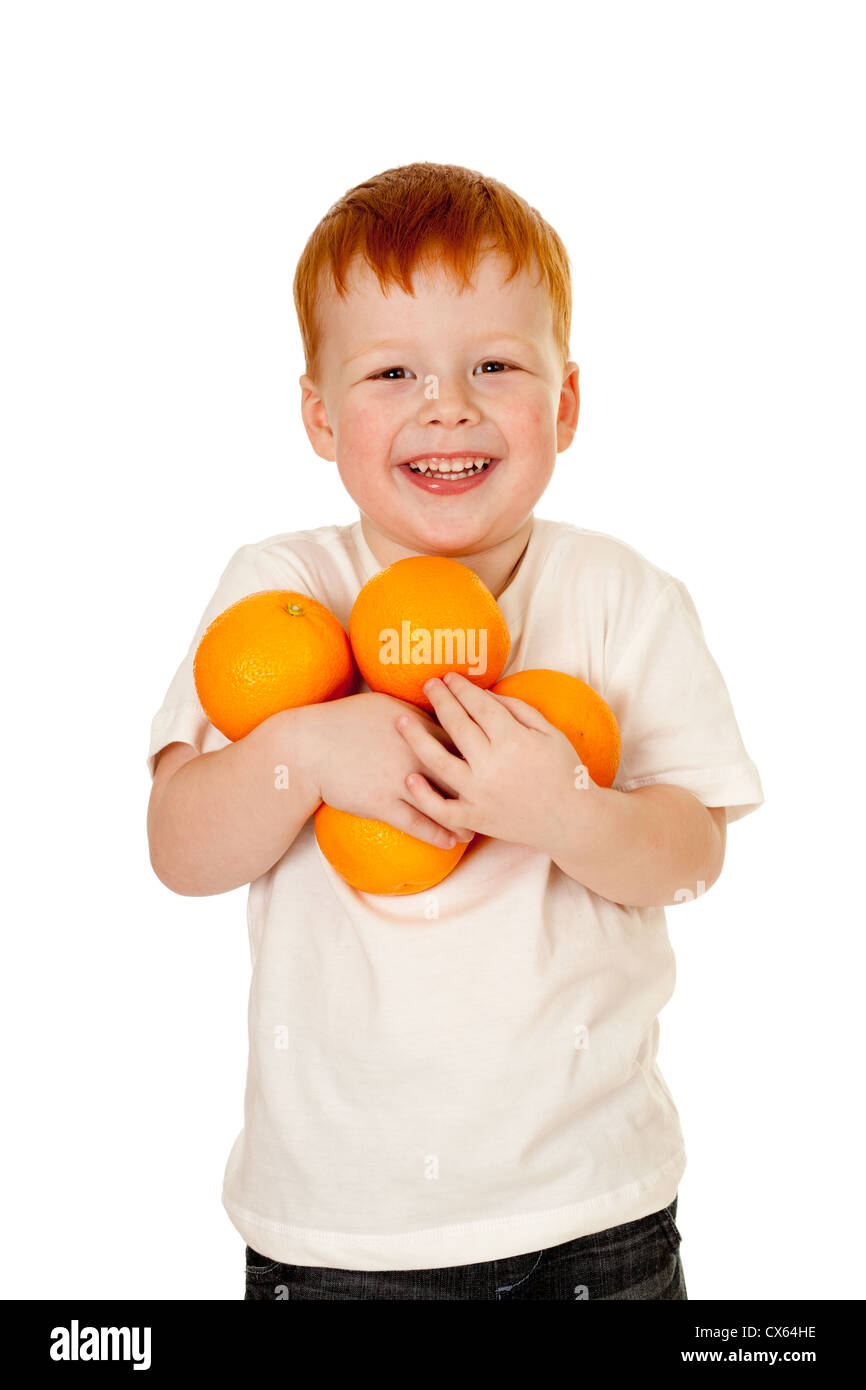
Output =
[{"x1": 300, "y1": 248, "x2": 579, "y2": 562}]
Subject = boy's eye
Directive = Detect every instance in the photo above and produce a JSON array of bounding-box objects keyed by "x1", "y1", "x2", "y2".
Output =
[{"x1": 370, "y1": 361, "x2": 513, "y2": 380}]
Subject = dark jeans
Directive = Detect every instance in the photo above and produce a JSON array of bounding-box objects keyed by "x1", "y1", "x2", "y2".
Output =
[{"x1": 244, "y1": 1194, "x2": 686, "y2": 1300}]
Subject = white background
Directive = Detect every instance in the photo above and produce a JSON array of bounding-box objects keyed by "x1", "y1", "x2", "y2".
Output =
[{"x1": 2, "y1": 0, "x2": 862, "y2": 1300}]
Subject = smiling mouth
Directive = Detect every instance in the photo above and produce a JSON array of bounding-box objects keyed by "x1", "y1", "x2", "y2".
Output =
[
  {"x1": 407, "y1": 456, "x2": 493, "y2": 478},
  {"x1": 398, "y1": 455, "x2": 500, "y2": 491}
]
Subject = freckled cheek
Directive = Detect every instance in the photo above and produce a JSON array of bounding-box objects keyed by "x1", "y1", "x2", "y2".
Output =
[
  {"x1": 336, "y1": 405, "x2": 391, "y2": 464},
  {"x1": 496, "y1": 383, "x2": 548, "y2": 433},
  {"x1": 501, "y1": 402, "x2": 550, "y2": 453}
]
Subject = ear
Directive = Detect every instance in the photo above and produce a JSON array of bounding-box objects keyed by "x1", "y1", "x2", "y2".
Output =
[
  {"x1": 299, "y1": 374, "x2": 336, "y2": 462},
  {"x1": 556, "y1": 362, "x2": 580, "y2": 453}
]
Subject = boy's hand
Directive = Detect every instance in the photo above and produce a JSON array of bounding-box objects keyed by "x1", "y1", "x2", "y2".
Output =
[
  {"x1": 294, "y1": 691, "x2": 474, "y2": 849},
  {"x1": 395, "y1": 672, "x2": 598, "y2": 851}
]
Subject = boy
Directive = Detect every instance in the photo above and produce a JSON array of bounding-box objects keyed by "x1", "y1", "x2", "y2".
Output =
[{"x1": 147, "y1": 162, "x2": 764, "y2": 1301}]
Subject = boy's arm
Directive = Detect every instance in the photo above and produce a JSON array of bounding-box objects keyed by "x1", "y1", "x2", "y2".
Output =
[
  {"x1": 148, "y1": 706, "x2": 320, "y2": 897},
  {"x1": 148, "y1": 692, "x2": 465, "y2": 897},
  {"x1": 395, "y1": 673, "x2": 729, "y2": 909},
  {"x1": 547, "y1": 785, "x2": 727, "y2": 908}
]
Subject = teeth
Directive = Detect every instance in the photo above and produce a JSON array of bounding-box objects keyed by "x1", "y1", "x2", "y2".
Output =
[{"x1": 407, "y1": 456, "x2": 492, "y2": 477}]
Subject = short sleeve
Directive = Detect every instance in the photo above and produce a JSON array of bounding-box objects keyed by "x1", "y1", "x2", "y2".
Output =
[
  {"x1": 146, "y1": 544, "x2": 283, "y2": 780},
  {"x1": 602, "y1": 578, "x2": 764, "y2": 824}
]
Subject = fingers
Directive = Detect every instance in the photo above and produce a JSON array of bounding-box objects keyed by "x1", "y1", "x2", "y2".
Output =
[
  {"x1": 391, "y1": 800, "x2": 464, "y2": 849},
  {"x1": 404, "y1": 773, "x2": 474, "y2": 842},
  {"x1": 419, "y1": 675, "x2": 490, "y2": 761},
  {"x1": 427, "y1": 672, "x2": 517, "y2": 741},
  {"x1": 395, "y1": 712, "x2": 471, "y2": 793},
  {"x1": 404, "y1": 774, "x2": 475, "y2": 842},
  {"x1": 486, "y1": 691, "x2": 557, "y2": 735}
]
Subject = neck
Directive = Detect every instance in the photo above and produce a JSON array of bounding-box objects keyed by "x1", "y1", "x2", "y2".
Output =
[{"x1": 359, "y1": 515, "x2": 534, "y2": 599}]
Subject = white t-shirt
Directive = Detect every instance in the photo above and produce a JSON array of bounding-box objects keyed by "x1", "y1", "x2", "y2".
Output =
[{"x1": 147, "y1": 517, "x2": 764, "y2": 1270}]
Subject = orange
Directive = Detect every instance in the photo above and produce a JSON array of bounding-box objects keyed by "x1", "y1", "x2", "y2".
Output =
[
  {"x1": 314, "y1": 803, "x2": 470, "y2": 896},
  {"x1": 194, "y1": 589, "x2": 354, "y2": 741},
  {"x1": 349, "y1": 555, "x2": 510, "y2": 709},
  {"x1": 490, "y1": 669, "x2": 621, "y2": 788}
]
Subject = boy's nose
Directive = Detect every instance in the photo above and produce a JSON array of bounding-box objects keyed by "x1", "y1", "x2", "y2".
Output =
[{"x1": 417, "y1": 378, "x2": 481, "y2": 427}]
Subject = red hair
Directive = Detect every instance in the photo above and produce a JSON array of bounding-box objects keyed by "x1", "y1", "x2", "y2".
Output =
[{"x1": 293, "y1": 162, "x2": 572, "y2": 381}]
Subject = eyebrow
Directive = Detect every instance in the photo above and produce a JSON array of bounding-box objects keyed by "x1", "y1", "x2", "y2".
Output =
[
  {"x1": 344, "y1": 338, "x2": 407, "y2": 365},
  {"x1": 344, "y1": 332, "x2": 532, "y2": 365}
]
